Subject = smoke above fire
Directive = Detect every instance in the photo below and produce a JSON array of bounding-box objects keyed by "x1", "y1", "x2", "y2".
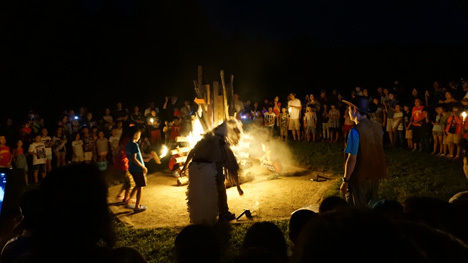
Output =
[{"x1": 231, "y1": 124, "x2": 303, "y2": 182}]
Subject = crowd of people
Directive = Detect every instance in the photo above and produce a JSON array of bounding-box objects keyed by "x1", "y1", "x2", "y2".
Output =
[
  {"x1": 2, "y1": 79, "x2": 468, "y2": 186},
  {"x1": 237, "y1": 80, "x2": 468, "y2": 159},
  {"x1": 1, "y1": 163, "x2": 467, "y2": 262}
]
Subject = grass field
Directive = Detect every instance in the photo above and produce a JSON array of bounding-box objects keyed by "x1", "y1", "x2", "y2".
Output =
[{"x1": 113, "y1": 142, "x2": 468, "y2": 262}]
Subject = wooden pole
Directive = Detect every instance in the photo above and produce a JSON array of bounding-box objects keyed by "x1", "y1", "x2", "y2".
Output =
[{"x1": 220, "y1": 70, "x2": 229, "y2": 120}]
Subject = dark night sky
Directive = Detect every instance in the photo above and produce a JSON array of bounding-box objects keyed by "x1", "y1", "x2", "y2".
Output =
[{"x1": 2, "y1": 0, "x2": 468, "y2": 119}]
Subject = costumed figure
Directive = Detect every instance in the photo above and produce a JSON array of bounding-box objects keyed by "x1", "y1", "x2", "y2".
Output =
[{"x1": 180, "y1": 119, "x2": 243, "y2": 225}]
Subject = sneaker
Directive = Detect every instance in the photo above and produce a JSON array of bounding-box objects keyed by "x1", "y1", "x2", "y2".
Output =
[{"x1": 134, "y1": 205, "x2": 147, "y2": 212}]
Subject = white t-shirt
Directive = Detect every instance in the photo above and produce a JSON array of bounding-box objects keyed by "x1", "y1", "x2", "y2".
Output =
[
  {"x1": 393, "y1": 112, "x2": 404, "y2": 131},
  {"x1": 41, "y1": 136, "x2": 53, "y2": 155},
  {"x1": 29, "y1": 142, "x2": 47, "y2": 165},
  {"x1": 264, "y1": 112, "x2": 276, "y2": 127},
  {"x1": 288, "y1": 98, "x2": 302, "y2": 119}
]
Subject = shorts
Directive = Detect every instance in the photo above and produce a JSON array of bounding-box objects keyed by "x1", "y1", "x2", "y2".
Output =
[
  {"x1": 432, "y1": 130, "x2": 444, "y2": 137},
  {"x1": 46, "y1": 148, "x2": 53, "y2": 160},
  {"x1": 84, "y1": 152, "x2": 93, "y2": 161},
  {"x1": 446, "y1": 133, "x2": 461, "y2": 144},
  {"x1": 305, "y1": 126, "x2": 316, "y2": 135},
  {"x1": 386, "y1": 118, "x2": 394, "y2": 132},
  {"x1": 129, "y1": 170, "x2": 147, "y2": 187},
  {"x1": 288, "y1": 119, "x2": 301, "y2": 131},
  {"x1": 33, "y1": 164, "x2": 46, "y2": 173},
  {"x1": 405, "y1": 129, "x2": 413, "y2": 139}
]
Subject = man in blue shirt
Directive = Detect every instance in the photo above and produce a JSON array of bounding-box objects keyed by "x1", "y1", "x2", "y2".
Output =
[
  {"x1": 341, "y1": 97, "x2": 386, "y2": 208},
  {"x1": 125, "y1": 127, "x2": 147, "y2": 212}
]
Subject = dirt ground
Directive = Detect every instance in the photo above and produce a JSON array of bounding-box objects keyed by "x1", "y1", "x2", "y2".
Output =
[{"x1": 108, "y1": 169, "x2": 338, "y2": 229}]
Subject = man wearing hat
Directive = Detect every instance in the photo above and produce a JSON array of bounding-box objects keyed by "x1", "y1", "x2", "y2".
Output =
[{"x1": 340, "y1": 96, "x2": 386, "y2": 208}]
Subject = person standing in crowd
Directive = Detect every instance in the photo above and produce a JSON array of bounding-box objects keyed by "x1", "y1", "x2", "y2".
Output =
[
  {"x1": 369, "y1": 98, "x2": 385, "y2": 128},
  {"x1": 328, "y1": 104, "x2": 341, "y2": 143},
  {"x1": 144, "y1": 102, "x2": 157, "y2": 117},
  {"x1": 264, "y1": 107, "x2": 276, "y2": 136},
  {"x1": 321, "y1": 104, "x2": 329, "y2": 142},
  {"x1": 72, "y1": 133, "x2": 84, "y2": 163},
  {"x1": 115, "y1": 102, "x2": 129, "y2": 124},
  {"x1": 279, "y1": 107, "x2": 289, "y2": 141},
  {"x1": 130, "y1": 106, "x2": 145, "y2": 126},
  {"x1": 147, "y1": 110, "x2": 161, "y2": 145},
  {"x1": 0, "y1": 135, "x2": 11, "y2": 168},
  {"x1": 53, "y1": 127, "x2": 67, "y2": 167},
  {"x1": 408, "y1": 99, "x2": 425, "y2": 151},
  {"x1": 102, "y1": 108, "x2": 114, "y2": 134},
  {"x1": 82, "y1": 127, "x2": 96, "y2": 164},
  {"x1": 431, "y1": 106, "x2": 444, "y2": 155},
  {"x1": 288, "y1": 93, "x2": 302, "y2": 141},
  {"x1": 403, "y1": 105, "x2": 413, "y2": 149},
  {"x1": 96, "y1": 131, "x2": 109, "y2": 162},
  {"x1": 29, "y1": 135, "x2": 47, "y2": 184},
  {"x1": 384, "y1": 93, "x2": 397, "y2": 146},
  {"x1": 303, "y1": 106, "x2": 317, "y2": 142},
  {"x1": 12, "y1": 139, "x2": 28, "y2": 184},
  {"x1": 83, "y1": 112, "x2": 97, "y2": 129},
  {"x1": 116, "y1": 131, "x2": 135, "y2": 204},
  {"x1": 392, "y1": 105, "x2": 405, "y2": 147},
  {"x1": 40, "y1": 128, "x2": 53, "y2": 173},
  {"x1": 445, "y1": 105, "x2": 463, "y2": 159},
  {"x1": 109, "y1": 128, "x2": 121, "y2": 163},
  {"x1": 341, "y1": 97, "x2": 386, "y2": 208},
  {"x1": 18, "y1": 122, "x2": 32, "y2": 145},
  {"x1": 125, "y1": 127, "x2": 147, "y2": 212}
]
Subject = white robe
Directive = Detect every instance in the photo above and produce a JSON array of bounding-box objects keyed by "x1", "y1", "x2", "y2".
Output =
[{"x1": 187, "y1": 162, "x2": 218, "y2": 225}]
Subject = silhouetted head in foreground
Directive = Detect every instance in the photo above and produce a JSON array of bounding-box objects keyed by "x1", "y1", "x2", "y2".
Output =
[
  {"x1": 319, "y1": 196, "x2": 348, "y2": 214},
  {"x1": 293, "y1": 210, "x2": 422, "y2": 263},
  {"x1": 175, "y1": 224, "x2": 220, "y2": 263},
  {"x1": 289, "y1": 209, "x2": 317, "y2": 245},
  {"x1": 35, "y1": 164, "x2": 115, "y2": 260},
  {"x1": 239, "y1": 222, "x2": 287, "y2": 263}
]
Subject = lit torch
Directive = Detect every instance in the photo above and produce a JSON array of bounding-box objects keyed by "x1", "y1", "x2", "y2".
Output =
[
  {"x1": 462, "y1": 111, "x2": 467, "y2": 122},
  {"x1": 149, "y1": 117, "x2": 154, "y2": 124}
]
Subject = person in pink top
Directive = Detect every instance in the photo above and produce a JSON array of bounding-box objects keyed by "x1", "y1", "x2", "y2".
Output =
[{"x1": 0, "y1": 135, "x2": 11, "y2": 168}]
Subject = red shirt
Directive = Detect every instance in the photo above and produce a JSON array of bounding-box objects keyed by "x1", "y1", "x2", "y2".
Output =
[
  {"x1": 411, "y1": 106, "x2": 424, "y2": 126},
  {"x1": 445, "y1": 115, "x2": 463, "y2": 135},
  {"x1": 0, "y1": 145, "x2": 11, "y2": 167},
  {"x1": 115, "y1": 138, "x2": 129, "y2": 171},
  {"x1": 273, "y1": 102, "x2": 282, "y2": 116}
]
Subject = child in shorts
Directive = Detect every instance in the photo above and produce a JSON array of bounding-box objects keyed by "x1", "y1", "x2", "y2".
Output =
[
  {"x1": 96, "y1": 131, "x2": 109, "y2": 162},
  {"x1": 29, "y1": 135, "x2": 47, "y2": 184},
  {"x1": 279, "y1": 107, "x2": 289, "y2": 141},
  {"x1": 303, "y1": 106, "x2": 317, "y2": 142}
]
